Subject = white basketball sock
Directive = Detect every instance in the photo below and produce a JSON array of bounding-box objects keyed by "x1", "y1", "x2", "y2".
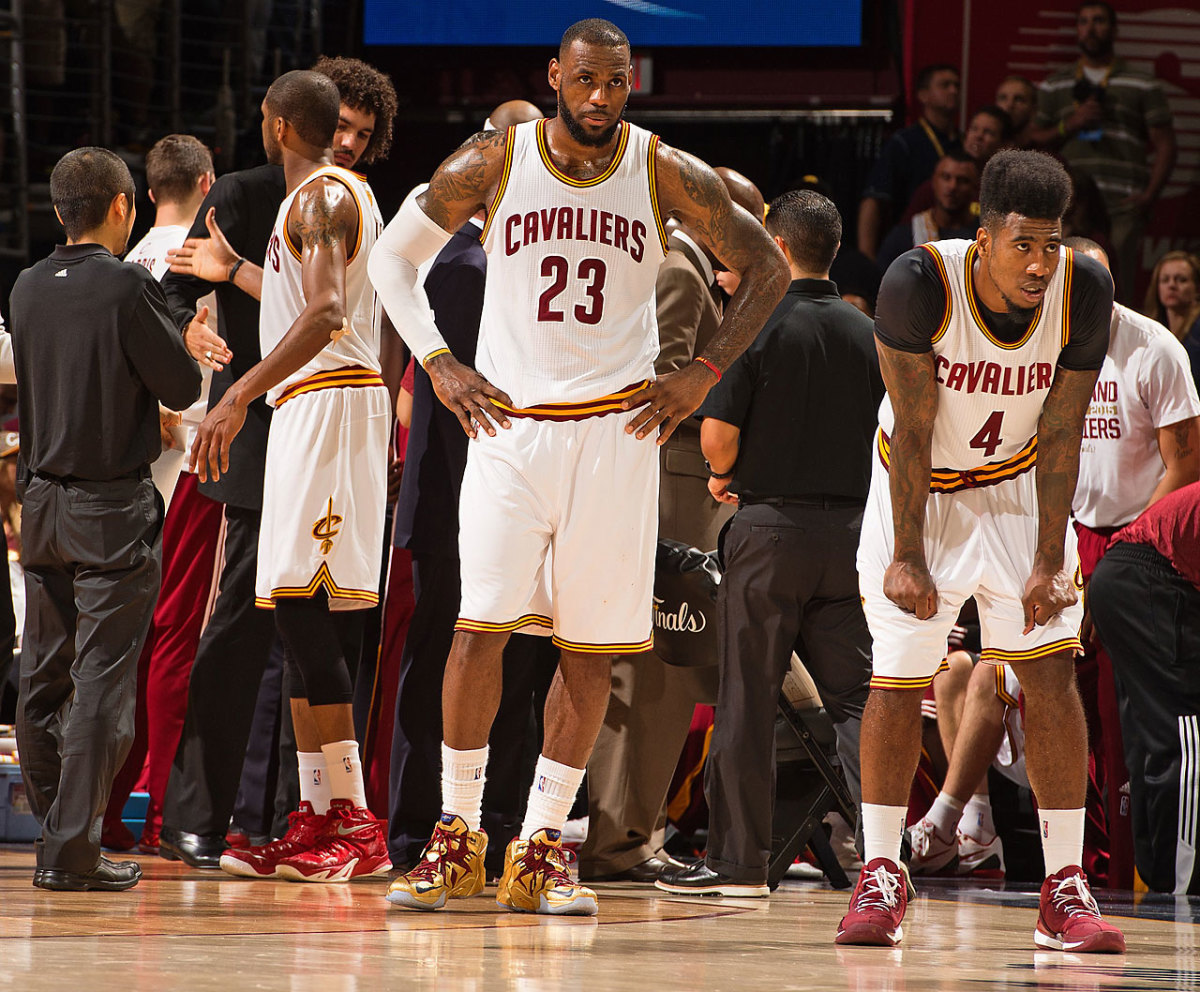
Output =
[
  {"x1": 925, "y1": 791, "x2": 965, "y2": 840},
  {"x1": 1039, "y1": 807, "x2": 1085, "y2": 875},
  {"x1": 962, "y1": 793, "x2": 996, "y2": 841},
  {"x1": 520, "y1": 755, "x2": 585, "y2": 840},
  {"x1": 321, "y1": 739, "x2": 367, "y2": 809},
  {"x1": 442, "y1": 743, "x2": 488, "y2": 832},
  {"x1": 298, "y1": 751, "x2": 332, "y2": 815},
  {"x1": 861, "y1": 803, "x2": 908, "y2": 865}
]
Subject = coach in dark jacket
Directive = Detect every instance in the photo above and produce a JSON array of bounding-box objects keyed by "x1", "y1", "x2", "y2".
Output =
[
  {"x1": 659, "y1": 190, "x2": 880, "y2": 895},
  {"x1": 158, "y1": 163, "x2": 286, "y2": 865},
  {"x1": 12, "y1": 148, "x2": 200, "y2": 891}
]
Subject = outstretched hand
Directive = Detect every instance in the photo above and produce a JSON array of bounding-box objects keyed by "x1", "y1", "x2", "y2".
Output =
[
  {"x1": 184, "y1": 304, "x2": 232, "y2": 371},
  {"x1": 622, "y1": 362, "x2": 717, "y2": 445},
  {"x1": 425, "y1": 352, "x2": 513, "y2": 440},
  {"x1": 167, "y1": 207, "x2": 239, "y2": 283}
]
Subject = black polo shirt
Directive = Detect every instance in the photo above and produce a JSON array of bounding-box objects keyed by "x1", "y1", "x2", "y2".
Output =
[
  {"x1": 698, "y1": 279, "x2": 884, "y2": 501},
  {"x1": 10, "y1": 243, "x2": 201, "y2": 484}
]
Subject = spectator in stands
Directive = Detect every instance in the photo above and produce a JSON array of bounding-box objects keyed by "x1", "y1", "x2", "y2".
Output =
[
  {"x1": 1089, "y1": 482, "x2": 1200, "y2": 894},
  {"x1": 995, "y1": 76, "x2": 1037, "y2": 149},
  {"x1": 1032, "y1": 1, "x2": 1177, "y2": 304},
  {"x1": 1062, "y1": 168, "x2": 1113, "y2": 259},
  {"x1": 902, "y1": 107, "x2": 1009, "y2": 223},
  {"x1": 858, "y1": 64, "x2": 961, "y2": 261},
  {"x1": 877, "y1": 149, "x2": 979, "y2": 273},
  {"x1": 1144, "y1": 251, "x2": 1200, "y2": 398},
  {"x1": 657, "y1": 189, "x2": 878, "y2": 896}
]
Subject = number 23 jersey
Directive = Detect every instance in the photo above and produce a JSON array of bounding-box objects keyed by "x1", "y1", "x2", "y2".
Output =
[
  {"x1": 874, "y1": 240, "x2": 1111, "y2": 483},
  {"x1": 478, "y1": 118, "x2": 669, "y2": 408}
]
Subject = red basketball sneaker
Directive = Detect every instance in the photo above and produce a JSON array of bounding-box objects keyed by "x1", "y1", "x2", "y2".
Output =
[
  {"x1": 219, "y1": 802, "x2": 328, "y2": 879},
  {"x1": 1034, "y1": 866, "x2": 1126, "y2": 953},
  {"x1": 835, "y1": 858, "x2": 908, "y2": 946},
  {"x1": 275, "y1": 799, "x2": 391, "y2": 883}
]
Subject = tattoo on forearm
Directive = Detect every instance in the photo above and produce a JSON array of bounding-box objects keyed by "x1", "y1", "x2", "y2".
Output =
[{"x1": 879, "y1": 347, "x2": 936, "y2": 560}]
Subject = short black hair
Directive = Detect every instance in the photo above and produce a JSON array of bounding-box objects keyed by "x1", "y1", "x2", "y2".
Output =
[
  {"x1": 766, "y1": 189, "x2": 841, "y2": 273},
  {"x1": 50, "y1": 147, "x2": 135, "y2": 239},
  {"x1": 942, "y1": 147, "x2": 979, "y2": 168},
  {"x1": 1078, "y1": 2, "x2": 1116, "y2": 28},
  {"x1": 312, "y1": 56, "x2": 398, "y2": 165},
  {"x1": 265, "y1": 69, "x2": 340, "y2": 149},
  {"x1": 145, "y1": 134, "x2": 213, "y2": 204},
  {"x1": 915, "y1": 63, "x2": 959, "y2": 93},
  {"x1": 971, "y1": 104, "x2": 1014, "y2": 141},
  {"x1": 979, "y1": 150, "x2": 1073, "y2": 229},
  {"x1": 999, "y1": 73, "x2": 1035, "y2": 92},
  {"x1": 559, "y1": 18, "x2": 630, "y2": 59}
]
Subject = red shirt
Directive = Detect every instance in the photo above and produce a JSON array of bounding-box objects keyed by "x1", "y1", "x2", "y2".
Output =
[{"x1": 1111, "y1": 481, "x2": 1200, "y2": 590}]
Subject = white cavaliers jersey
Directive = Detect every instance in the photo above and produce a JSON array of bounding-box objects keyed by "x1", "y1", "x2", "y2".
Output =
[
  {"x1": 260, "y1": 165, "x2": 384, "y2": 406},
  {"x1": 126, "y1": 225, "x2": 188, "y2": 279},
  {"x1": 878, "y1": 239, "x2": 1074, "y2": 490},
  {"x1": 478, "y1": 118, "x2": 668, "y2": 407}
]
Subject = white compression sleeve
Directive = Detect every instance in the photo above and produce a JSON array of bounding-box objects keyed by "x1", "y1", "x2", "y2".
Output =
[{"x1": 367, "y1": 186, "x2": 456, "y2": 366}]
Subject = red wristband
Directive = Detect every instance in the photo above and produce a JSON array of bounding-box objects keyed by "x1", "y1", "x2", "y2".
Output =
[{"x1": 695, "y1": 357, "x2": 721, "y2": 381}]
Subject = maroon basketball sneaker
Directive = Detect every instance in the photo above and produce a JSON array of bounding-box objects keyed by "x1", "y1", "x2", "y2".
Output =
[
  {"x1": 1034, "y1": 866, "x2": 1126, "y2": 953},
  {"x1": 219, "y1": 802, "x2": 328, "y2": 879},
  {"x1": 835, "y1": 858, "x2": 909, "y2": 946},
  {"x1": 276, "y1": 799, "x2": 391, "y2": 883}
]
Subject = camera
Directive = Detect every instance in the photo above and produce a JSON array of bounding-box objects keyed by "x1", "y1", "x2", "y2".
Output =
[{"x1": 1073, "y1": 79, "x2": 1106, "y2": 104}]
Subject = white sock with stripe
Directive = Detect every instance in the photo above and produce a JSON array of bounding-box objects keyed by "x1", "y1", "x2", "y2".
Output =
[
  {"x1": 520, "y1": 755, "x2": 585, "y2": 840},
  {"x1": 442, "y1": 743, "x2": 488, "y2": 833}
]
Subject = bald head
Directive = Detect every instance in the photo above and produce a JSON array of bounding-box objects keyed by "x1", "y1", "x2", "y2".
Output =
[
  {"x1": 1063, "y1": 235, "x2": 1109, "y2": 272},
  {"x1": 716, "y1": 167, "x2": 765, "y2": 224},
  {"x1": 488, "y1": 100, "x2": 543, "y2": 130}
]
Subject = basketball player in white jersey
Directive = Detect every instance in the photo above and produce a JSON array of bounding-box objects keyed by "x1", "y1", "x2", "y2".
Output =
[
  {"x1": 190, "y1": 69, "x2": 390, "y2": 882},
  {"x1": 370, "y1": 18, "x2": 788, "y2": 916},
  {"x1": 838, "y1": 150, "x2": 1126, "y2": 952},
  {"x1": 125, "y1": 135, "x2": 216, "y2": 509}
]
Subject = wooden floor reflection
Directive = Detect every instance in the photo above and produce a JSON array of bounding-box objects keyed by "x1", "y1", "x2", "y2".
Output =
[{"x1": 2, "y1": 846, "x2": 1198, "y2": 990}]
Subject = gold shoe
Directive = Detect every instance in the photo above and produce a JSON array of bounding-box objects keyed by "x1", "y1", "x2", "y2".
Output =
[
  {"x1": 386, "y1": 813, "x2": 487, "y2": 911},
  {"x1": 496, "y1": 828, "x2": 598, "y2": 916}
]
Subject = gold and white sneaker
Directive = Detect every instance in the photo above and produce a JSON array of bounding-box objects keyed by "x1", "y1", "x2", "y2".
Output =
[
  {"x1": 496, "y1": 828, "x2": 598, "y2": 916},
  {"x1": 386, "y1": 813, "x2": 487, "y2": 911}
]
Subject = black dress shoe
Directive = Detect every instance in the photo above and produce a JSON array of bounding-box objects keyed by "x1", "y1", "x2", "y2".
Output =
[
  {"x1": 158, "y1": 826, "x2": 226, "y2": 869},
  {"x1": 33, "y1": 858, "x2": 143, "y2": 892},
  {"x1": 654, "y1": 861, "x2": 769, "y2": 897},
  {"x1": 584, "y1": 856, "x2": 674, "y2": 884}
]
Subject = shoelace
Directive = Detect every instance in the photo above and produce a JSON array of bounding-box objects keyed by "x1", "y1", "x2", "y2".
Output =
[
  {"x1": 1050, "y1": 875, "x2": 1102, "y2": 918},
  {"x1": 855, "y1": 865, "x2": 902, "y2": 911},
  {"x1": 516, "y1": 840, "x2": 575, "y2": 887},
  {"x1": 910, "y1": 820, "x2": 937, "y2": 857},
  {"x1": 405, "y1": 828, "x2": 472, "y2": 883},
  {"x1": 252, "y1": 810, "x2": 320, "y2": 857}
]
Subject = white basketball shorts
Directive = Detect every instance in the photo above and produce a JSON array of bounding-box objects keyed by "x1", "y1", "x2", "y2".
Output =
[
  {"x1": 255, "y1": 368, "x2": 390, "y2": 611},
  {"x1": 857, "y1": 433, "x2": 1083, "y2": 689},
  {"x1": 456, "y1": 403, "x2": 659, "y2": 654}
]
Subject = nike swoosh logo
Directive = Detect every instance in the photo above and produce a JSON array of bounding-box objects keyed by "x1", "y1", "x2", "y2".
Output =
[{"x1": 337, "y1": 822, "x2": 375, "y2": 837}]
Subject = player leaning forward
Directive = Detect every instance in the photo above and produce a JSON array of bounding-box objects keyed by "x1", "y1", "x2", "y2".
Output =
[
  {"x1": 838, "y1": 149, "x2": 1126, "y2": 952},
  {"x1": 369, "y1": 18, "x2": 788, "y2": 915}
]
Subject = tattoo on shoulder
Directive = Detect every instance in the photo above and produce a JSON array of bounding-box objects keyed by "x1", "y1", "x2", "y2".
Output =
[
  {"x1": 1172, "y1": 419, "x2": 1196, "y2": 457},
  {"x1": 456, "y1": 129, "x2": 507, "y2": 153},
  {"x1": 294, "y1": 181, "x2": 351, "y2": 251},
  {"x1": 420, "y1": 131, "x2": 506, "y2": 227}
]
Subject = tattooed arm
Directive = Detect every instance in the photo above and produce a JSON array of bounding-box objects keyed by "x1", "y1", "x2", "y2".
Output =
[
  {"x1": 1146, "y1": 416, "x2": 1200, "y2": 510},
  {"x1": 621, "y1": 143, "x2": 789, "y2": 445},
  {"x1": 1023, "y1": 366, "x2": 1100, "y2": 631},
  {"x1": 190, "y1": 176, "x2": 357, "y2": 481},
  {"x1": 370, "y1": 130, "x2": 514, "y2": 440},
  {"x1": 878, "y1": 342, "x2": 939, "y2": 619}
]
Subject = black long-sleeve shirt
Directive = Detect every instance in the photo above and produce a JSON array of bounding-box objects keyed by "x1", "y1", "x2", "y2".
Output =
[
  {"x1": 161, "y1": 163, "x2": 285, "y2": 510},
  {"x1": 10, "y1": 243, "x2": 202, "y2": 484}
]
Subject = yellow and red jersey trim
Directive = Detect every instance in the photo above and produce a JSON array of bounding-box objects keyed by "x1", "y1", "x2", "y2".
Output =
[
  {"x1": 1060, "y1": 247, "x2": 1074, "y2": 349},
  {"x1": 994, "y1": 664, "x2": 1020, "y2": 707},
  {"x1": 455, "y1": 614, "x2": 554, "y2": 635},
  {"x1": 275, "y1": 365, "x2": 385, "y2": 407},
  {"x1": 551, "y1": 633, "x2": 654, "y2": 655},
  {"x1": 255, "y1": 562, "x2": 379, "y2": 610},
  {"x1": 979, "y1": 638, "x2": 1082, "y2": 665},
  {"x1": 964, "y1": 243, "x2": 1043, "y2": 350},
  {"x1": 647, "y1": 135, "x2": 669, "y2": 254},
  {"x1": 495, "y1": 380, "x2": 649, "y2": 423},
  {"x1": 537, "y1": 118, "x2": 629, "y2": 188},
  {"x1": 479, "y1": 126, "x2": 516, "y2": 245},
  {"x1": 920, "y1": 243, "x2": 953, "y2": 345},
  {"x1": 877, "y1": 430, "x2": 1038, "y2": 495}
]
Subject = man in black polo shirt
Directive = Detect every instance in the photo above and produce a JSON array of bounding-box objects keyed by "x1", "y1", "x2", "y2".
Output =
[
  {"x1": 658, "y1": 189, "x2": 880, "y2": 895},
  {"x1": 11, "y1": 147, "x2": 201, "y2": 891}
]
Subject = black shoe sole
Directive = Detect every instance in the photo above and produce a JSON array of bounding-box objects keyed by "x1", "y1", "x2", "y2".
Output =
[
  {"x1": 33, "y1": 869, "x2": 141, "y2": 892},
  {"x1": 158, "y1": 842, "x2": 222, "y2": 869}
]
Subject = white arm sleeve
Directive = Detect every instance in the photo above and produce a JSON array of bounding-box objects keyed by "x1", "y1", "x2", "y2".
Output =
[{"x1": 367, "y1": 186, "x2": 456, "y2": 366}]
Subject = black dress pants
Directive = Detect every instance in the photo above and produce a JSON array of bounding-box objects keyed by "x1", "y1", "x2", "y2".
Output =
[
  {"x1": 17, "y1": 475, "x2": 161, "y2": 871},
  {"x1": 704, "y1": 501, "x2": 871, "y2": 882},
  {"x1": 1090, "y1": 541, "x2": 1200, "y2": 894},
  {"x1": 388, "y1": 550, "x2": 557, "y2": 867},
  {"x1": 162, "y1": 505, "x2": 277, "y2": 836}
]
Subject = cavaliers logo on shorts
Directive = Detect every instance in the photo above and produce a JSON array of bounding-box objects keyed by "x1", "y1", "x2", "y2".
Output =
[{"x1": 312, "y1": 497, "x2": 343, "y2": 556}]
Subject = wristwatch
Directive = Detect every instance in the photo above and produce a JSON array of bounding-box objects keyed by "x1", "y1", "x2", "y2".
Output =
[{"x1": 705, "y1": 460, "x2": 734, "y2": 480}]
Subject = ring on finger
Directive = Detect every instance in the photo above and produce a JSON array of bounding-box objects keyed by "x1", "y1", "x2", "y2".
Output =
[{"x1": 205, "y1": 349, "x2": 213, "y2": 360}]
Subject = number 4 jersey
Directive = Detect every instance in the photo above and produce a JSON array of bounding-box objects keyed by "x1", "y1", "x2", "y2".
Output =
[
  {"x1": 874, "y1": 240, "x2": 1111, "y2": 487},
  {"x1": 477, "y1": 118, "x2": 669, "y2": 408}
]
